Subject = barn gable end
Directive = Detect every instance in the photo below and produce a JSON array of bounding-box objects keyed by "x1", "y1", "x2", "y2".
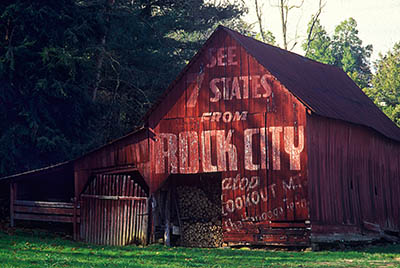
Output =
[{"x1": 147, "y1": 27, "x2": 310, "y2": 245}]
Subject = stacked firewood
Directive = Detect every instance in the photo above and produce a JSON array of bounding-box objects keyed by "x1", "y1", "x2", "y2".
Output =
[
  {"x1": 181, "y1": 221, "x2": 223, "y2": 248},
  {"x1": 176, "y1": 185, "x2": 222, "y2": 247},
  {"x1": 177, "y1": 186, "x2": 219, "y2": 220}
]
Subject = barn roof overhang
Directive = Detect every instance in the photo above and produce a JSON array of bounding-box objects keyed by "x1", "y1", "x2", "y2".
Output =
[
  {"x1": 0, "y1": 126, "x2": 152, "y2": 183},
  {"x1": 0, "y1": 161, "x2": 73, "y2": 183}
]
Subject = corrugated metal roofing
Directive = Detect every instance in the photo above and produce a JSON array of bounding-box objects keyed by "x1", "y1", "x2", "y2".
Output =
[{"x1": 221, "y1": 26, "x2": 400, "y2": 142}]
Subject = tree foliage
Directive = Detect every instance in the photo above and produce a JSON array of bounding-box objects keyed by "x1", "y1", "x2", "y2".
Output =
[
  {"x1": 0, "y1": 0, "x2": 97, "y2": 175},
  {"x1": 303, "y1": 17, "x2": 372, "y2": 89},
  {"x1": 0, "y1": 0, "x2": 244, "y2": 176},
  {"x1": 332, "y1": 18, "x2": 373, "y2": 88},
  {"x1": 303, "y1": 19, "x2": 334, "y2": 65},
  {"x1": 364, "y1": 43, "x2": 400, "y2": 127}
]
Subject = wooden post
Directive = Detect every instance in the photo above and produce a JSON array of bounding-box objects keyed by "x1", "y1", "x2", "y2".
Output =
[
  {"x1": 72, "y1": 197, "x2": 77, "y2": 240},
  {"x1": 143, "y1": 197, "x2": 150, "y2": 245},
  {"x1": 164, "y1": 189, "x2": 171, "y2": 246},
  {"x1": 10, "y1": 182, "x2": 15, "y2": 227},
  {"x1": 172, "y1": 186, "x2": 182, "y2": 233},
  {"x1": 150, "y1": 195, "x2": 157, "y2": 244}
]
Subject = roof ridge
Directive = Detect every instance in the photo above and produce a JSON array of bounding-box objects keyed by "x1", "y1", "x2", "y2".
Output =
[
  {"x1": 218, "y1": 25, "x2": 400, "y2": 142},
  {"x1": 219, "y1": 25, "x2": 335, "y2": 69}
]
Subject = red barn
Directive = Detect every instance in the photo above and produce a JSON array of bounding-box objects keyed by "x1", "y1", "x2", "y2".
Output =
[{"x1": 4, "y1": 26, "x2": 400, "y2": 247}]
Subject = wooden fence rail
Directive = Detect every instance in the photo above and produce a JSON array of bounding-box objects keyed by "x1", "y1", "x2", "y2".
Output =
[
  {"x1": 12, "y1": 200, "x2": 80, "y2": 223},
  {"x1": 10, "y1": 197, "x2": 80, "y2": 239}
]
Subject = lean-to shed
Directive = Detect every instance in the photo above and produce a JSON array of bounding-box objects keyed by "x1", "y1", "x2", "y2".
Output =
[{"x1": 3, "y1": 26, "x2": 400, "y2": 247}]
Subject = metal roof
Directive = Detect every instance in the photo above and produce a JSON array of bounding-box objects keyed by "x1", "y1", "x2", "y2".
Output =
[
  {"x1": 221, "y1": 26, "x2": 400, "y2": 142},
  {"x1": 0, "y1": 161, "x2": 72, "y2": 181}
]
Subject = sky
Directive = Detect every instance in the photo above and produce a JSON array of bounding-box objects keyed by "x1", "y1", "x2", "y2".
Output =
[{"x1": 242, "y1": 0, "x2": 400, "y2": 62}]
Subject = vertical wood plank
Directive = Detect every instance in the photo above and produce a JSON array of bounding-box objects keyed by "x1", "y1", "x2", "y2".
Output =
[
  {"x1": 138, "y1": 188, "x2": 143, "y2": 244},
  {"x1": 164, "y1": 187, "x2": 171, "y2": 246},
  {"x1": 112, "y1": 175, "x2": 117, "y2": 246},
  {"x1": 91, "y1": 179, "x2": 96, "y2": 244},
  {"x1": 115, "y1": 176, "x2": 121, "y2": 246},
  {"x1": 80, "y1": 197, "x2": 84, "y2": 240},
  {"x1": 90, "y1": 179, "x2": 95, "y2": 244},
  {"x1": 99, "y1": 175, "x2": 104, "y2": 244},
  {"x1": 105, "y1": 175, "x2": 111, "y2": 245},
  {"x1": 121, "y1": 176, "x2": 127, "y2": 245},
  {"x1": 118, "y1": 177, "x2": 123, "y2": 246},
  {"x1": 143, "y1": 197, "x2": 150, "y2": 245},
  {"x1": 95, "y1": 175, "x2": 99, "y2": 244},
  {"x1": 110, "y1": 175, "x2": 115, "y2": 246},
  {"x1": 86, "y1": 180, "x2": 90, "y2": 243},
  {"x1": 127, "y1": 177, "x2": 132, "y2": 245},
  {"x1": 137, "y1": 188, "x2": 141, "y2": 244},
  {"x1": 141, "y1": 190, "x2": 146, "y2": 244},
  {"x1": 73, "y1": 197, "x2": 77, "y2": 240},
  {"x1": 85, "y1": 182, "x2": 90, "y2": 242},
  {"x1": 128, "y1": 179, "x2": 134, "y2": 244},
  {"x1": 84, "y1": 195, "x2": 89, "y2": 242},
  {"x1": 10, "y1": 182, "x2": 15, "y2": 228},
  {"x1": 134, "y1": 183, "x2": 139, "y2": 242},
  {"x1": 119, "y1": 176, "x2": 124, "y2": 245},
  {"x1": 88, "y1": 196, "x2": 92, "y2": 243}
]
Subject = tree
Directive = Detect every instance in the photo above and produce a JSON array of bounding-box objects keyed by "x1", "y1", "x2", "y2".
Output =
[
  {"x1": 78, "y1": 0, "x2": 245, "y2": 142},
  {"x1": 270, "y1": 0, "x2": 304, "y2": 50},
  {"x1": 0, "y1": 0, "x2": 245, "y2": 176},
  {"x1": 0, "y1": 0, "x2": 97, "y2": 175},
  {"x1": 364, "y1": 43, "x2": 400, "y2": 127},
  {"x1": 302, "y1": 17, "x2": 372, "y2": 89},
  {"x1": 304, "y1": 0, "x2": 326, "y2": 55},
  {"x1": 302, "y1": 18, "x2": 334, "y2": 65},
  {"x1": 278, "y1": 0, "x2": 304, "y2": 50},
  {"x1": 253, "y1": 0, "x2": 276, "y2": 45},
  {"x1": 332, "y1": 18, "x2": 373, "y2": 88}
]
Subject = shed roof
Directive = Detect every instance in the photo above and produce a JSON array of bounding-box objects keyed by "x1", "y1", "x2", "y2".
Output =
[
  {"x1": 218, "y1": 26, "x2": 400, "y2": 142},
  {"x1": 0, "y1": 161, "x2": 73, "y2": 182}
]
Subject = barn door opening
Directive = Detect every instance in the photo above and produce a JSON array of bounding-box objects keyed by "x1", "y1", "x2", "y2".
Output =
[
  {"x1": 80, "y1": 174, "x2": 149, "y2": 246},
  {"x1": 157, "y1": 173, "x2": 222, "y2": 247}
]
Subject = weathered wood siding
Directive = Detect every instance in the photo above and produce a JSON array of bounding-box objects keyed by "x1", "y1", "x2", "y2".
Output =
[
  {"x1": 80, "y1": 174, "x2": 148, "y2": 246},
  {"x1": 148, "y1": 29, "x2": 309, "y2": 245},
  {"x1": 74, "y1": 129, "x2": 152, "y2": 197},
  {"x1": 307, "y1": 115, "x2": 400, "y2": 239}
]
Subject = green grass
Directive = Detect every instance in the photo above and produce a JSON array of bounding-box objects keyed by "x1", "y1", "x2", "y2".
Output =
[{"x1": 0, "y1": 229, "x2": 399, "y2": 268}]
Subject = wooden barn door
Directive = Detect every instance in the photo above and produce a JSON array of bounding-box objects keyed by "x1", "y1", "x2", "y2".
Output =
[{"x1": 80, "y1": 174, "x2": 148, "y2": 246}]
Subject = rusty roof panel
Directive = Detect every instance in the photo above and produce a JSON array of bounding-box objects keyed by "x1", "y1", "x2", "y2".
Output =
[{"x1": 221, "y1": 26, "x2": 400, "y2": 142}]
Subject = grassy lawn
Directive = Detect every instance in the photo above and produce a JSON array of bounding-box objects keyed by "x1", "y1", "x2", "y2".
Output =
[{"x1": 0, "y1": 229, "x2": 399, "y2": 268}]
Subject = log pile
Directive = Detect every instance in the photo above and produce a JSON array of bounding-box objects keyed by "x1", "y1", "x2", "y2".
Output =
[
  {"x1": 176, "y1": 185, "x2": 222, "y2": 247},
  {"x1": 177, "y1": 186, "x2": 219, "y2": 220},
  {"x1": 181, "y1": 221, "x2": 223, "y2": 247}
]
